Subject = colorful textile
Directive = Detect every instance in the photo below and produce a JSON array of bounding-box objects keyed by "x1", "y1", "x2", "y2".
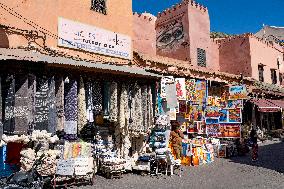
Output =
[
  {"x1": 34, "y1": 76, "x2": 49, "y2": 131},
  {"x1": 55, "y1": 76, "x2": 64, "y2": 131},
  {"x1": 3, "y1": 74, "x2": 15, "y2": 134},
  {"x1": 27, "y1": 74, "x2": 36, "y2": 132},
  {"x1": 48, "y1": 76, "x2": 57, "y2": 134},
  {"x1": 78, "y1": 77, "x2": 87, "y2": 131},
  {"x1": 103, "y1": 81, "x2": 110, "y2": 117},
  {"x1": 5, "y1": 142, "x2": 25, "y2": 165},
  {"x1": 252, "y1": 143, "x2": 258, "y2": 161},
  {"x1": 64, "y1": 79, "x2": 78, "y2": 135}
]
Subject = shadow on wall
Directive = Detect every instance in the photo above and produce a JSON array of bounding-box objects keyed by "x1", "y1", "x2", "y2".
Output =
[
  {"x1": 229, "y1": 141, "x2": 284, "y2": 173},
  {"x1": 0, "y1": 28, "x2": 9, "y2": 48}
]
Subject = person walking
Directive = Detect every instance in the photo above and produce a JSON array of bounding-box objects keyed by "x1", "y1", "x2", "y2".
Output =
[{"x1": 250, "y1": 128, "x2": 258, "y2": 162}]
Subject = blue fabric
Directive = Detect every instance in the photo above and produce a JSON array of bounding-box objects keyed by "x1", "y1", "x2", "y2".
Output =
[{"x1": 182, "y1": 143, "x2": 188, "y2": 156}]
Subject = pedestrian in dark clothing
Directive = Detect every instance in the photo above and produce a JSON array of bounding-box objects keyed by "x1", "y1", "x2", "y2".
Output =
[{"x1": 250, "y1": 128, "x2": 258, "y2": 161}]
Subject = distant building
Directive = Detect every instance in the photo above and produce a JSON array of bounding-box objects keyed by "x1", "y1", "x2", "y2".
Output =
[{"x1": 255, "y1": 25, "x2": 284, "y2": 46}]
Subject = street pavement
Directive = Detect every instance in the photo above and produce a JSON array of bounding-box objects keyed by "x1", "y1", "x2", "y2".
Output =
[{"x1": 76, "y1": 141, "x2": 284, "y2": 189}]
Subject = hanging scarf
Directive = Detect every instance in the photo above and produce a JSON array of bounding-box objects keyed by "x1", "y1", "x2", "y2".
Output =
[
  {"x1": 85, "y1": 80, "x2": 94, "y2": 123},
  {"x1": 14, "y1": 74, "x2": 29, "y2": 135},
  {"x1": 148, "y1": 85, "x2": 154, "y2": 131},
  {"x1": 92, "y1": 81, "x2": 102, "y2": 115},
  {"x1": 129, "y1": 83, "x2": 143, "y2": 135},
  {"x1": 3, "y1": 74, "x2": 15, "y2": 134},
  {"x1": 102, "y1": 81, "x2": 110, "y2": 117},
  {"x1": 48, "y1": 76, "x2": 57, "y2": 134},
  {"x1": 109, "y1": 82, "x2": 118, "y2": 122},
  {"x1": 34, "y1": 76, "x2": 49, "y2": 131},
  {"x1": 141, "y1": 85, "x2": 148, "y2": 132},
  {"x1": 78, "y1": 77, "x2": 87, "y2": 132},
  {"x1": 55, "y1": 76, "x2": 64, "y2": 131},
  {"x1": 64, "y1": 78, "x2": 78, "y2": 138},
  {"x1": 27, "y1": 74, "x2": 36, "y2": 132}
]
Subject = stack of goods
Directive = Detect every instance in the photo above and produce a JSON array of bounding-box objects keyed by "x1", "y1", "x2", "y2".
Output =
[
  {"x1": 99, "y1": 151, "x2": 126, "y2": 178},
  {"x1": 20, "y1": 148, "x2": 60, "y2": 176},
  {"x1": 150, "y1": 129, "x2": 167, "y2": 160}
]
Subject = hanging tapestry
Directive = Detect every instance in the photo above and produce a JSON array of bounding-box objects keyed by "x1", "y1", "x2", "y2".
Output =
[
  {"x1": 78, "y1": 77, "x2": 87, "y2": 132},
  {"x1": 141, "y1": 85, "x2": 148, "y2": 132},
  {"x1": 3, "y1": 74, "x2": 15, "y2": 134},
  {"x1": 185, "y1": 79, "x2": 196, "y2": 101},
  {"x1": 34, "y1": 76, "x2": 49, "y2": 131},
  {"x1": 160, "y1": 76, "x2": 174, "y2": 98},
  {"x1": 175, "y1": 78, "x2": 186, "y2": 100},
  {"x1": 14, "y1": 74, "x2": 29, "y2": 135},
  {"x1": 48, "y1": 76, "x2": 57, "y2": 134},
  {"x1": 85, "y1": 81, "x2": 94, "y2": 123},
  {"x1": 193, "y1": 80, "x2": 207, "y2": 104},
  {"x1": 129, "y1": 83, "x2": 143, "y2": 135},
  {"x1": 109, "y1": 82, "x2": 118, "y2": 122},
  {"x1": 27, "y1": 74, "x2": 36, "y2": 132},
  {"x1": 102, "y1": 81, "x2": 110, "y2": 117},
  {"x1": 92, "y1": 81, "x2": 103, "y2": 115},
  {"x1": 148, "y1": 85, "x2": 154, "y2": 131},
  {"x1": 64, "y1": 79, "x2": 78, "y2": 135},
  {"x1": 55, "y1": 76, "x2": 65, "y2": 131}
]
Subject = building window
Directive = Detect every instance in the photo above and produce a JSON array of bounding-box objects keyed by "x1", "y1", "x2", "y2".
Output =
[
  {"x1": 271, "y1": 69, "x2": 277, "y2": 84},
  {"x1": 258, "y1": 65, "x2": 264, "y2": 82},
  {"x1": 279, "y1": 73, "x2": 283, "y2": 84},
  {"x1": 197, "y1": 48, "x2": 206, "y2": 67},
  {"x1": 91, "y1": 0, "x2": 107, "y2": 15}
]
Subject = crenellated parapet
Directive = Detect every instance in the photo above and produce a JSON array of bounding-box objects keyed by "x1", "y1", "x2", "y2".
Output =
[{"x1": 133, "y1": 12, "x2": 156, "y2": 25}]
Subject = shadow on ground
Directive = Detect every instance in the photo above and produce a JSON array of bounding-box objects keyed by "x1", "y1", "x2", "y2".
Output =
[{"x1": 228, "y1": 141, "x2": 284, "y2": 173}]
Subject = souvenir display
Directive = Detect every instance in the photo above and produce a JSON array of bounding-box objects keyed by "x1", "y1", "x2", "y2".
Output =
[
  {"x1": 229, "y1": 85, "x2": 247, "y2": 100},
  {"x1": 175, "y1": 78, "x2": 186, "y2": 100},
  {"x1": 228, "y1": 108, "x2": 242, "y2": 123}
]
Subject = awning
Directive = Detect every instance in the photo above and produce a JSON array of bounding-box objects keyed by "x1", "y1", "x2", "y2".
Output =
[
  {"x1": 250, "y1": 98, "x2": 282, "y2": 112},
  {"x1": 268, "y1": 99, "x2": 284, "y2": 109},
  {"x1": 0, "y1": 48, "x2": 163, "y2": 78}
]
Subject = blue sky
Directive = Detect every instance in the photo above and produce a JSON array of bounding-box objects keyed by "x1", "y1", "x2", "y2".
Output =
[{"x1": 133, "y1": 0, "x2": 284, "y2": 34}]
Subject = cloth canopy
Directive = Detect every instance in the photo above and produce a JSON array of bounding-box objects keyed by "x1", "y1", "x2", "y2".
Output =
[{"x1": 250, "y1": 98, "x2": 281, "y2": 112}]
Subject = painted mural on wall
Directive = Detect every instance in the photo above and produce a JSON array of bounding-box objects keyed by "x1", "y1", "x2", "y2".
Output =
[{"x1": 156, "y1": 15, "x2": 186, "y2": 50}]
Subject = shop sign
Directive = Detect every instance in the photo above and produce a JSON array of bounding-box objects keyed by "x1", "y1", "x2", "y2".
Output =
[
  {"x1": 229, "y1": 85, "x2": 247, "y2": 99},
  {"x1": 58, "y1": 17, "x2": 132, "y2": 60}
]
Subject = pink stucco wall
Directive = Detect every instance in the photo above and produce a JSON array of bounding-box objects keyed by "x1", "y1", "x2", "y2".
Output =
[
  {"x1": 249, "y1": 37, "x2": 283, "y2": 85},
  {"x1": 219, "y1": 34, "x2": 283, "y2": 85},
  {"x1": 155, "y1": 3, "x2": 190, "y2": 62},
  {"x1": 132, "y1": 13, "x2": 156, "y2": 55},
  {"x1": 219, "y1": 35, "x2": 252, "y2": 77},
  {"x1": 155, "y1": 1, "x2": 219, "y2": 70},
  {"x1": 0, "y1": 0, "x2": 133, "y2": 63}
]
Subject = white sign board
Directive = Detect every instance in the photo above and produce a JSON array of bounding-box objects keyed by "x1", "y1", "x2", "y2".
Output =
[
  {"x1": 58, "y1": 17, "x2": 132, "y2": 60},
  {"x1": 56, "y1": 157, "x2": 94, "y2": 176}
]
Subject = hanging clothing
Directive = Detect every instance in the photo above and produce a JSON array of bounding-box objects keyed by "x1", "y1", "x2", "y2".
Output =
[
  {"x1": 27, "y1": 74, "x2": 36, "y2": 132},
  {"x1": 92, "y1": 81, "x2": 103, "y2": 115},
  {"x1": 14, "y1": 74, "x2": 29, "y2": 135},
  {"x1": 34, "y1": 76, "x2": 49, "y2": 131},
  {"x1": 109, "y1": 82, "x2": 118, "y2": 122},
  {"x1": 129, "y1": 83, "x2": 143, "y2": 135},
  {"x1": 55, "y1": 76, "x2": 64, "y2": 131},
  {"x1": 102, "y1": 81, "x2": 110, "y2": 117},
  {"x1": 48, "y1": 76, "x2": 57, "y2": 134},
  {"x1": 78, "y1": 77, "x2": 87, "y2": 132},
  {"x1": 64, "y1": 78, "x2": 78, "y2": 136},
  {"x1": 85, "y1": 80, "x2": 94, "y2": 123},
  {"x1": 3, "y1": 74, "x2": 15, "y2": 134}
]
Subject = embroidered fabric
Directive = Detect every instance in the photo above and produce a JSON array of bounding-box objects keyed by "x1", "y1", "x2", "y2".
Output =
[
  {"x1": 27, "y1": 74, "x2": 36, "y2": 132},
  {"x1": 85, "y1": 80, "x2": 94, "y2": 123},
  {"x1": 92, "y1": 81, "x2": 103, "y2": 115},
  {"x1": 109, "y1": 82, "x2": 118, "y2": 122},
  {"x1": 3, "y1": 74, "x2": 15, "y2": 134},
  {"x1": 48, "y1": 76, "x2": 57, "y2": 134},
  {"x1": 55, "y1": 76, "x2": 64, "y2": 131},
  {"x1": 78, "y1": 77, "x2": 87, "y2": 132}
]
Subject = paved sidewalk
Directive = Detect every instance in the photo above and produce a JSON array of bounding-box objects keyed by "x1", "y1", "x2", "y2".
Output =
[{"x1": 76, "y1": 141, "x2": 284, "y2": 189}]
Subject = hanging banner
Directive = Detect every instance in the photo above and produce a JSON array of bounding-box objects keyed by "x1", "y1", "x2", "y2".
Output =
[
  {"x1": 185, "y1": 79, "x2": 196, "y2": 101},
  {"x1": 227, "y1": 99, "x2": 243, "y2": 109},
  {"x1": 229, "y1": 85, "x2": 247, "y2": 99},
  {"x1": 218, "y1": 124, "x2": 241, "y2": 138},
  {"x1": 169, "y1": 108, "x2": 177, "y2": 120},
  {"x1": 219, "y1": 109, "x2": 229, "y2": 123},
  {"x1": 194, "y1": 80, "x2": 207, "y2": 104},
  {"x1": 161, "y1": 76, "x2": 174, "y2": 98},
  {"x1": 165, "y1": 82, "x2": 178, "y2": 109},
  {"x1": 206, "y1": 124, "x2": 219, "y2": 137},
  {"x1": 197, "y1": 121, "x2": 206, "y2": 134},
  {"x1": 190, "y1": 105, "x2": 203, "y2": 121},
  {"x1": 187, "y1": 121, "x2": 198, "y2": 133},
  {"x1": 175, "y1": 78, "x2": 186, "y2": 100},
  {"x1": 179, "y1": 100, "x2": 187, "y2": 114},
  {"x1": 205, "y1": 118, "x2": 219, "y2": 124},
  {"x1": 228, "y1": 108, "x2": 242, "y2": 123},
  {"x1": 205, "y1": 106, "x2": 220, "y2": 118}
]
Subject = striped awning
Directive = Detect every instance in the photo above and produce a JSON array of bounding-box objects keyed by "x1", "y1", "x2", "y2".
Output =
[{"x1": 250, "y1": 98, "x2": 282, "y2": 112}]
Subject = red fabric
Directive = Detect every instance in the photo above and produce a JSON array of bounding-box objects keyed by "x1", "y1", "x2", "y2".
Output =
[{"x1": 5, "y1": 142, "x2": 25, "y2": 165}]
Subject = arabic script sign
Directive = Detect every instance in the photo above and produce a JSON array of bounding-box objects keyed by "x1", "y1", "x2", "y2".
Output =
[{"x1": 58, "y1": 17, "x2": 132, "y2": 60}]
